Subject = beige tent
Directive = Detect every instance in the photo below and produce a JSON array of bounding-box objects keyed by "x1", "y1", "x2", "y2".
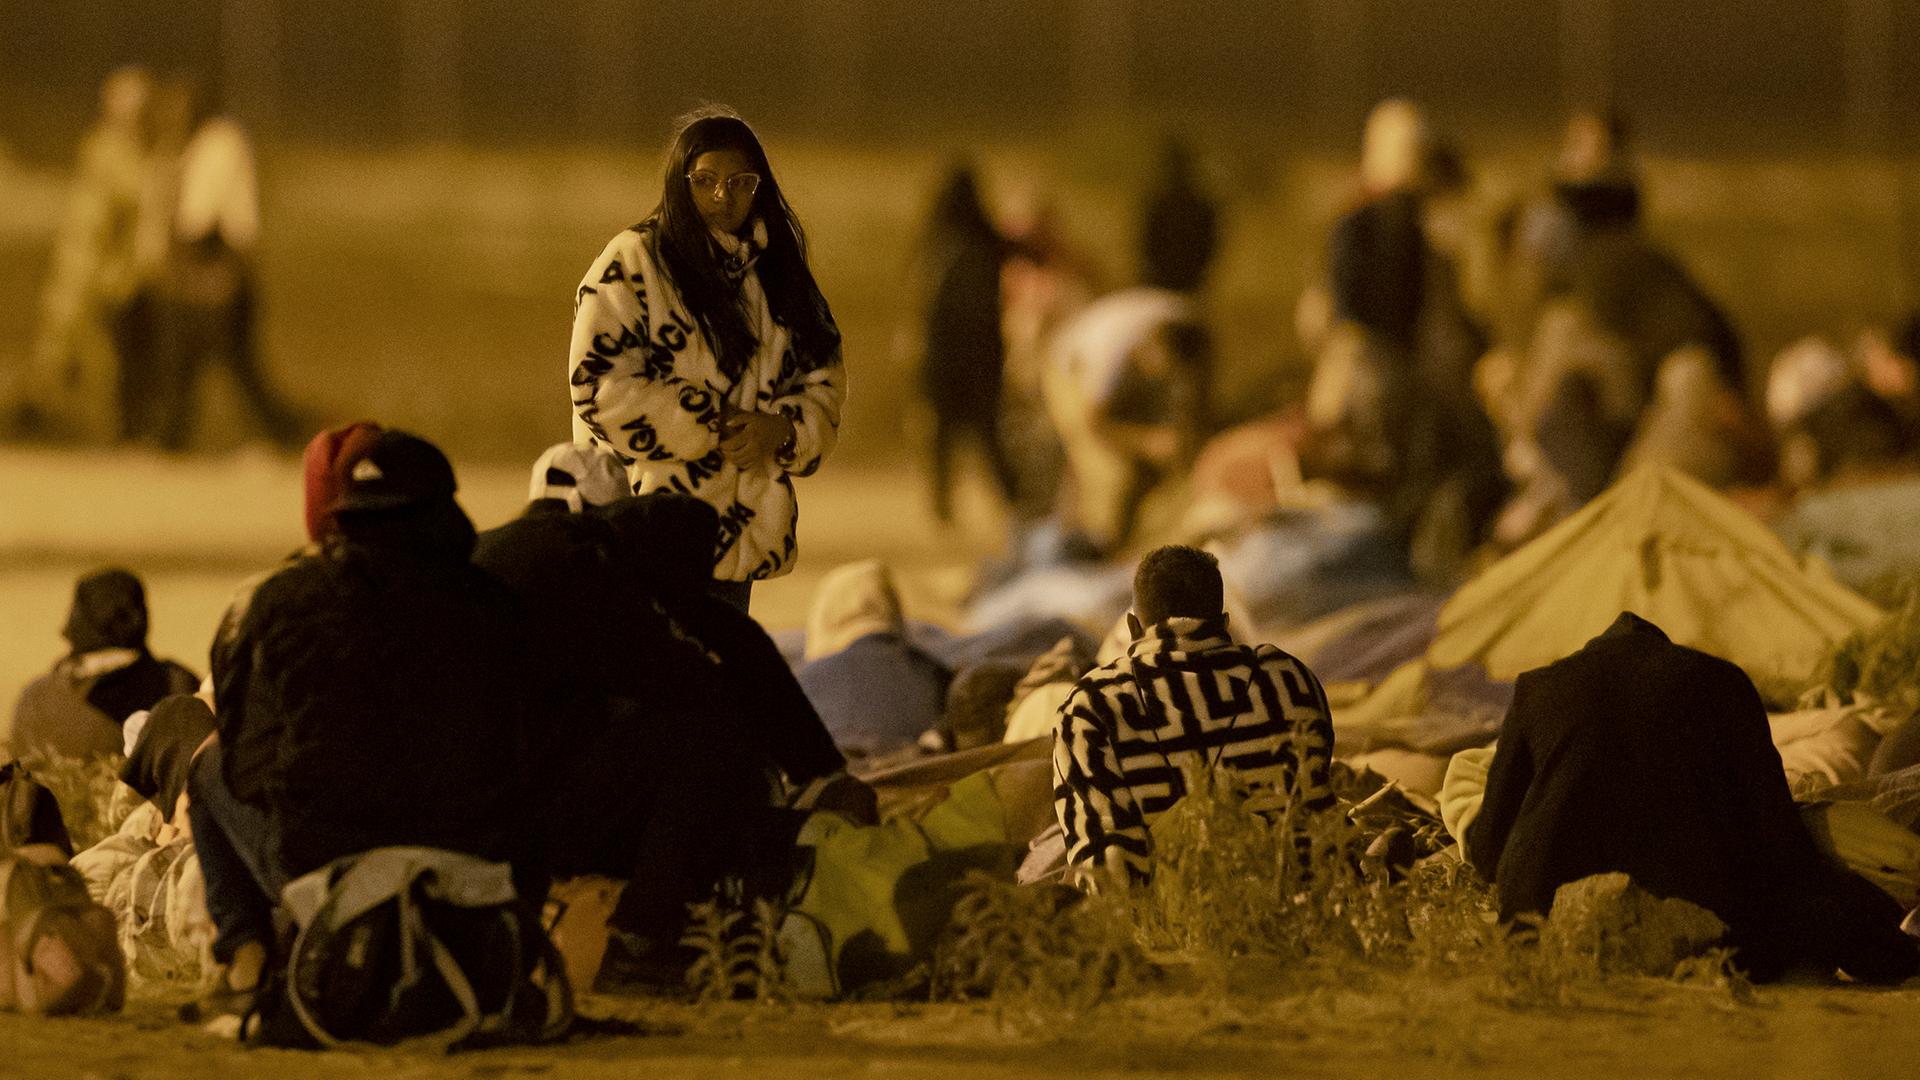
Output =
[{"x1": 1339, "y1": 466, "x2": 1882, "y2": 748}]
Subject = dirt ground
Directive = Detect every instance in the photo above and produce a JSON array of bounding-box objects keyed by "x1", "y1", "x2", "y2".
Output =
[{"x1": 2, "y1": 971, "x2": 1917, "y2": 1080}]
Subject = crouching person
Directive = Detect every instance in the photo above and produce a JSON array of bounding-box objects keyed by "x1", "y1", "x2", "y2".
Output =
[
  {"x1": 576, "y1": 492, "x2": 871, "y2": 993},
  {"x1": 1053, "y1": 545, "x2": 1336, "y2": 889},
  {"x1": 192, "y1": 431, "x2": 563, "y2": 1044},
  {"x1": 1466, "y1": 613, "x2": 1920, "y2": 984}
]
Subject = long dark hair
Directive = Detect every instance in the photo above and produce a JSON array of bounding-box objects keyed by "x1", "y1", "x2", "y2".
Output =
[{"x1": 650, "y1": 108, "x2": 837, "y2": 380}]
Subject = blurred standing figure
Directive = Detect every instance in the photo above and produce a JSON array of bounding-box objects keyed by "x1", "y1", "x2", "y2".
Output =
[
  {"x1": 1308, "y1": 102, "x2": 1505, "y2": 569},
  {"x1": 1487, "y1": 109, "x2": 1752, "y2": 542},
  {"x1": 570, "y1": 109, "x2": 844, "y2": 612},
  {"x1": 15, "y1": 68, "x2": 154, "y2": 442},
  {"x1": 913, "y1": 163, "x2": 1021, "y2": 522},
  {"x1": 131, "y1": 77, "x2": 299, "y2": 451},
  {"x1": 1137, "y1": 134, "x2": 1219, "y2": 293},
  {"x1": 1000, "y1": 194, "x2": 1101, "y2": 520}
]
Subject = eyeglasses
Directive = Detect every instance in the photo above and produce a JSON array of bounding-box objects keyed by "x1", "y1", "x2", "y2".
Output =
[{"x1": 687, "y1": 171, "x2": 761, "y2": 199}]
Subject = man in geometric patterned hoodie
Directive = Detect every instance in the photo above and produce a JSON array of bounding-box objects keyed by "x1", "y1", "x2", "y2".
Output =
[{"x1": 1052, "y1": 545, "x2": 1335, "y2": 887}]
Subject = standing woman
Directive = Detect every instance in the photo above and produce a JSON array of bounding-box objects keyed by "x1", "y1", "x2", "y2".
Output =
[{"x1": 570, "y1": 109, "x2": 844, "y2": 612}]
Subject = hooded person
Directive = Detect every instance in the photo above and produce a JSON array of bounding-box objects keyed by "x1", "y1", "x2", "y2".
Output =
[
  {"x1": 474, "y1": 442, "x2": 682, "y2": 872},
  {"x1": 473, "y1": 440, "x2": 628, "y2": 656},
  {"x1": 596, "y1": 491, "x2": 853, "y2": 793},
  {"x1": 188, "y1": 430, "x2": 543, "y2": 1010},
  {"x1": 796, "y1": 560, "x2": 953, "y2": 760},
  {"x1": 586, "y1": 491, "x2": 870, "y2": 992},
  {"x1": 1467, "y1": 612, "x2": 1920, "y2": 984},
  {"x1": 9, "y1": 568, "x2": 198, "y2": 761}
]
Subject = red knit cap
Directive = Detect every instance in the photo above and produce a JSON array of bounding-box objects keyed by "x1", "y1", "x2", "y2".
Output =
[{"x1": 301, "y1": 421, "x2": 384, "y2": 542}]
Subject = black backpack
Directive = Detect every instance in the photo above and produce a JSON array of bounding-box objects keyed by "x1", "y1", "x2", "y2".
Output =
[
  {"x1": 249, "y1": 847, "x2": 571, "y2": 1050},
  {"x1": 0, "y1": 763, "x2": 72, "y2": 858}
]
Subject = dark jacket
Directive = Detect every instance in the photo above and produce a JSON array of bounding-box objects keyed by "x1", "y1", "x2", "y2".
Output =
[
  {"x1": 600, "y1": 491, "x2": 847, "y2": 786},
  {"x1": 920, "y1": 228, "x2": 1011, "y2": 415},
  {"x1": 9, "y1": 651, "x2": 197, "y2": 761},
  {"x1": 1468, "y1": 612, "x2": 1919, "y2": 983},
  {"x1": 472, "y1": 500, "x2": 603, "y2": 615},
  {"x1": 1571, "y1": 234, "x2": 1745, "y2": 393},
  {"x1": 501, "y1": 492, "x2": 844, "y2": 884},
  {"x1": 215, "y1": 500, "x2": 537, "y2": 878},
  {"x1": 472, "y1": 500, "x2": 620, "y2": 760},
  {"x1": 1140, "y1": 182, "x2": 1218, "y2": 293},
  {"x1": 120, "y1": 692, "x2": 215, "y2": 822},
  {"x1": 1328, "y1": 191, "x2": 1427, "y2": 349}
]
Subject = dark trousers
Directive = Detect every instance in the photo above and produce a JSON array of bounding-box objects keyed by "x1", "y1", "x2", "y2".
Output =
[
  {"x1": 153, "y1": 281, "x2": 298, "y2": 451},
  {"x1": 121, "y1": 244, "x2": 298, "y2": 450},
  {"x1": 929, "y1": 406, "x2": 1019, "y2": 522},
  {"x1": 597, "y1": 711, "x2": 805, "y2": 955},
  {"x1": 186, "y1": 744, "x2": 287, "y2": 964}
]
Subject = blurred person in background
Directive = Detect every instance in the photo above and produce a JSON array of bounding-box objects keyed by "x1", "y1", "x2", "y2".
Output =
[
  {"x1": 1766, "y1": 336, "x2": 1910, "y2": 493},
  {"x1": 795, "y1": 560, "x2": 952, "y2": 762},
  {"x1": 9, "y1": 568, "x2": 198, "y2": 762},
  {"x1": 1306, "y1": 100, "x2": 1438, "y2": 498},
  {"x1": 908, "y1": 162, "x2": 1022, "y2": 523},
  {"x1": 1137, "y1": 133, "x2": 1219, "y2": 295},
  {"x1": 1858, "y1": 313, "x2": 1920, "y2": 440},
  {"x1": 1044, "y1": 287, "x2": 1211, "y2": 552},
  {"x1": 1306, "y1": 102, "x2": 1505, "y2": 575},
  {"x1": 570, "y1": 109, "x2": 844, "y2": 614},
  {"x1": 1001, "y1": 191, "x2": 1102, "y2": 522},
  {"x1": 10, "y1": 68, "x2": 155, "y2": 443},
  {"x1": 1492, "y1": 108, "x2": 1644, "y2": 353},
  {"x1": 130, "y1": 75, "x2": 301, "y2": 451},
  {"x1": 1484, "y1": 108, "x2": 1750, "y2": 545}
]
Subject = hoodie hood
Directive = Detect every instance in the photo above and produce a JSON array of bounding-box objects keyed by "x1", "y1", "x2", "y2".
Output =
[
  {"x1": 603, "y1": 491, "x2": 721, "y2": 598},
  {"x1": 63, "y1": 568, "x2": 149, "y2": 655},
  {"x1": 804, "y1": 559, "x2": 904, "y2": 661}
]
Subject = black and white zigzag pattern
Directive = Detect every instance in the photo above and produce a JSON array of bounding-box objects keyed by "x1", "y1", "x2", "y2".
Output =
[{"x1": 1052, "y1": 614, "x2": 1335, "y2": 881}]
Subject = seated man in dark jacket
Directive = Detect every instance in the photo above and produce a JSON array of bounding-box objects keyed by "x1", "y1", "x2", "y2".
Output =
[
  {"x1": 1468, "y1": 612, "x2": 1919, "y2": 983},
  {"x1": 10, "y1": 568, "x2": 198, "y2": 761},
  {"x1": 188, "y1": 430, "x2": 543, "y2": 1007}
]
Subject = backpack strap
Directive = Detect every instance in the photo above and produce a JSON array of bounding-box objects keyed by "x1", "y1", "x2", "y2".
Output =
[{"x1": 283, "y1": 860, "x2": 522, "y2": 1051}]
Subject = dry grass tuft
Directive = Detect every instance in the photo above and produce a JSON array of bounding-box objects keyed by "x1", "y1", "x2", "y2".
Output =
[
  {"x1": 17, "y1": 750, "x2": 127, "y2": 851},
  {"x1": 934, "y1": 874, "x2": 1146, "y2": 1019}
]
